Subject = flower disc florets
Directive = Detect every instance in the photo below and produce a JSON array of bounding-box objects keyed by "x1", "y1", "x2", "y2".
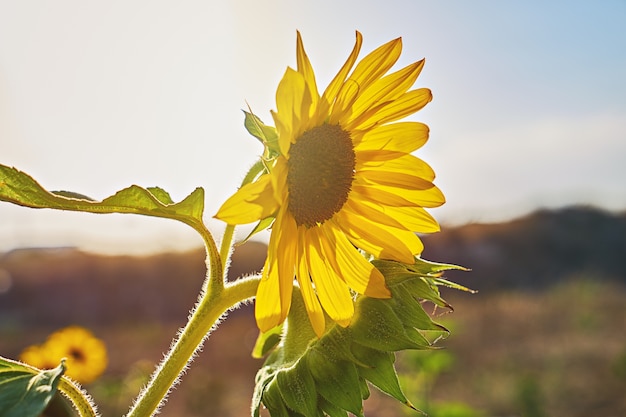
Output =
[{"x1": 287, "y1": 124, "x2": 355, "y2": 228}]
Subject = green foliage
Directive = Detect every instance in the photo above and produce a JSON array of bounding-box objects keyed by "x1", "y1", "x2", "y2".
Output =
[
  {"x1": 243, "y1": 109, "x2": 280, "y2": 160},
  {"x1": 0, "y1": 357, "x2": 64, "y2": 417},
  {"x1": 515, "y1": 375, "x2": 547, "y2": 417},
  {"x1": 252, "y1": 258, "x2": 467, "y2": 417},
  {"x1": 0, "y1": 164, "x2": 205, "y2": 231}
]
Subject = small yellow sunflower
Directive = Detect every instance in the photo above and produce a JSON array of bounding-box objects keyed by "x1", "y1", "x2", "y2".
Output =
[
  {"x1": 19, "y1": 326, "x2": 108, "y2": 384},
  {"x1": 216, "y1": 31, "x2": 444, "y2": 337},
  {"x1": 19, "y1": 344, "x2": 59, "y2": 370}
]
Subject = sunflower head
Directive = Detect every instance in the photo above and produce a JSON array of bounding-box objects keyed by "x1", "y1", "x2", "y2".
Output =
[
  {"x1": 216, "y1": 31, "x2": 444, "y2": 337},
  {"x1": 19, "y1": 326, "x2": 108, "y2": 384}
]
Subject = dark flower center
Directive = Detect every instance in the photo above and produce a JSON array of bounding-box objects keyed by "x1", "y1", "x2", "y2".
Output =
[
  {"x1": 69, "y1": 347, "x2": 86, "y2": 363},
  {"x1": 287, "y1": 124, "x2": 355, "y2": 228}
]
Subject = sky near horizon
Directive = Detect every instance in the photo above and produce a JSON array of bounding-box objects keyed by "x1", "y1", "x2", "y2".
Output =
[{"x1": 1, "y1": 1, "x2": 625, "y2": 254}]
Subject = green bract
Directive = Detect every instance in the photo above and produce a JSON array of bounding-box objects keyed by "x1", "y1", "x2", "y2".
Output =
[{"x1": 252, "y1": 258, "x2": 469, "y2": 417}]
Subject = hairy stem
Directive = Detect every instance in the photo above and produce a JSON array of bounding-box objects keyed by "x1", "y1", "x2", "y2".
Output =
[{"x1": 125, "y1": 276, "x2": 259, "y2": 417}]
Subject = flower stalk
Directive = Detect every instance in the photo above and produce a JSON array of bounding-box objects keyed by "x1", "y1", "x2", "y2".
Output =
[{"x1": 126, "y1": 267, "x2": 260, "y2": 417}]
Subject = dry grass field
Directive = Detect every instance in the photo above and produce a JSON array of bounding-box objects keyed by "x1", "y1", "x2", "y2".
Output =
[{"x1": 1, "y1": 208, "x2": 625, "y2": 417}]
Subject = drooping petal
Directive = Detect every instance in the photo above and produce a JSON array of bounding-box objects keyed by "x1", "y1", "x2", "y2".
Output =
[
  {"x1": 214, "y1": 174, "x2": 277, "y2": 224},
  {"x1": 255, "y1": 210, "x2": 298, "y2": 331},
  {"x1": 296, "y1": 230, "x2": 325, "y2": 337},
  {"x1": 306, "y1": 227, "x2": 354, "y2": 327},
  {"x1": 324, "y1": 224, "x2": 390, "y2": 298},
  {"x1": 378, "y1": 205, "x2": 440, "y2": 233},
  {"x1": 335, "y1": 207, "x2": 423, "y2": 262},
  {"x1": 348, "y1": 197, "x2": 440, "y2": 234},
  {"x1": 255, "y1": 257, "x2": 284, "y2": 332}
]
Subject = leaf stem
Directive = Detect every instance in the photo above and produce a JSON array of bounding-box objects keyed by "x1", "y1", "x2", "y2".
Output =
[
  {"x1": 57, "y1": 377, "x2": 99, "y2": 417},
  {"x1": 220, "y1": 224, "x2": 236, "y2": 275}
]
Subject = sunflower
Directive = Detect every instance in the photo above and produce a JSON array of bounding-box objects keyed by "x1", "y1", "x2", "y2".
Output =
[
  {"x1": 19, "y1": 326, "x2": 108, "y2": 384},
  {"x1": 216, "y1": 31, "x2": 444, "y2": 337}
]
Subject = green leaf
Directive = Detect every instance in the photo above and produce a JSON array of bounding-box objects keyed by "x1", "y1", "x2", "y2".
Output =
[
  {"x1": 0, "y1": 164, "x2": 205, "y2": 230},
  {"x1": 243, "y1": 110, "x2": 280, "y2": 158},
  {"x1": 0, "y1": 357, "x2": 64, "y2": 417}
]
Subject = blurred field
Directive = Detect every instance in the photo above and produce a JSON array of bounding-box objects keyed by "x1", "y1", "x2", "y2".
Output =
[{"x1": 1, "y1": 207, "x2": 625, "y2": 417}]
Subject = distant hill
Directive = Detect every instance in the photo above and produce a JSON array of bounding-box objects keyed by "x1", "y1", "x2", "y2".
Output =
[
  {"x1": 422, "y1": 205, "x2": 626, "y2": 292},
  {"x1": 1, "y1": 206, "x2": 625, "y2": 326}
]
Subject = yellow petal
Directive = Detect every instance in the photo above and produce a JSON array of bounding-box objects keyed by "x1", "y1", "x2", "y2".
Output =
[
  {"x1": 214, "y1": 174, "x2": 277, "y2": 224},
  {"x1": 331, "y1": 36, "x2": 402, "y2": 121},
  {"x1": 348, "y1": 88, "x2": 432, "y2": 131},
  {"x1": 306, "y1": 227, "x2": 354, "y2": 327},
  {"x1": 359, "y1": 169, "x2": 435, "y2": 191},
  {"x1": 349, "y1": 197, "x2": 440, "y2": 234},
  {"x1": 352, "y1": 180, "x2": 416, "y2": 207},
  {"x1": 381, "y1": 205, "x2": 440, "y2": 233},
  {"x1": 273, "y1": 67, "x2": 307, "y2": 153},
  {"x1": 357, "y1": 171, "x2": 446, "y2": 208},
  {"x1": 296, "y1": 231, "x2": 325, "y2": 337},
  {"x1": 296, "y1": 31, "x2": 320, "y2": 122},
  {"x1": 319, "y1": 31, "x2": 363, "y2": 118},
  {"x1": 324, "y1": 224, "x2": 390, "y2": 298},
  {"x1": 255, "y1": 258, "x2": 285, "y2": 332},
  {"x1": 347, "y1": 59, "x2": 425, "y2": 126},
  {"x1": 273, "y1": 211, "x2": 299, "y2": 314},
  {"x1": 255, "y1": 210, "x2": 298, "y2": 331},
  {"x1": 356, "y1": 153, "x2": 436, "y2": 182},
  {"x1": 354, "y1": 122, "x2": 429, "y2": 153},
  {"x1": 335, "y1": 207, "x2": 423, "y2": 262},
  {"x1": 348, "y1": 36, "x2": 403, "y2": 89}
]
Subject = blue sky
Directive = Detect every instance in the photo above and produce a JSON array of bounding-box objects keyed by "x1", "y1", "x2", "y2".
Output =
[{"x1": 1, "y1": 1, "x2": 625, "y2": 254}]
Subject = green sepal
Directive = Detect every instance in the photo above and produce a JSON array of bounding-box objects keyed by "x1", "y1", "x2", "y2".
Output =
[
  {"x1": 252, "y1": 323, "x2": 284, "y2": 359},
  {"x1": 349, "y1": 298, "x2": 431, "y2": 352},
  {"x1": 306, "y1": 350, "x2": 363, "y2": 416},
  {"x1": 352, "y1": 345, "x2": 408, "y2": 405},
  {"x1": 318, "y1": 396, "x2": 348, "y2": 417},
  {"x1": 276, "y1": 361, "x2": 318, "y2": 417},
  {"x1": 252, "y1": 256, "x2": 467, "y2": 416},
  {"x1": 0, "y1": 356, "x2": 64, "y2": 417},
  {"x1": 358, "y1": 377, "x2": 370, "y2": 402},
  {"x1": 391, "y1": 284, "x2": 449, "y2": 332},
  {"x1": 0, "y1": 164, "x2": 206, "y2": 233},
  {"x1": 242, "y1": 215, "x2": 275, "y2": 244},
  {"x1": 263, "y1": 379, "x2": 294, "y2": 417}
]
